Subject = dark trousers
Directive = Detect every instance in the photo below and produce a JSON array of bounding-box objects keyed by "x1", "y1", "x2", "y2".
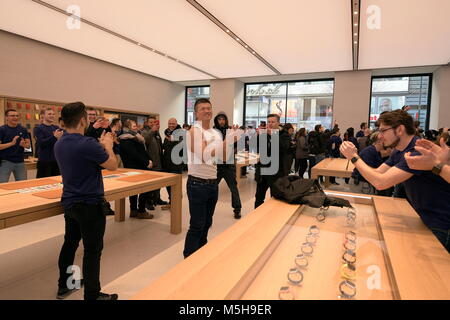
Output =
[
  {"x1": 130, "y1": 192, "x2": 151, "y2": 212},
  {"x1": 217, "y1": 164, "x2": 242, "y2": 213},
  {"x1": 165, "y1": 169, "x2": 182, "y2": 203},
  {"x1": 36, "y1": 161, "x2": 60, "y2": 178},
  {"x1": 58, "y1": 201, "x2": 106, "y2": 300},
  {"x1": 295, "y1": 158, "x2": 308, "y2": 178},
  {"x1": 255, "y1": 175, "x2": 275, "y2": 208},
  {"x1": 183, "y1": 179, "x2": 218, "y2": 258},
  {"x1": 430, "y1": 228, "x2": 450, "y2": 253}
]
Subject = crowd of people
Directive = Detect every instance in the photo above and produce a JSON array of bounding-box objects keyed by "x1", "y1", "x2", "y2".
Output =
[{"x1": 0, "y1": 100, "x2": 449, "y2": 301}]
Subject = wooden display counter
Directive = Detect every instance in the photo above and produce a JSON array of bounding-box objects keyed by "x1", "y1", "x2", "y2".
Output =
[
  {"x1": 0, "y1": 169, "x2": 182, "y2": 234},
  {"x1": 133, "y1": 191, "x2": 450, "y2": 300},
  {"x1": 311, "y1": 158, "x2": 355, "y2": 187},
  {"x1": 235, "y1": 152, "x2": 259, "y2": 184}
]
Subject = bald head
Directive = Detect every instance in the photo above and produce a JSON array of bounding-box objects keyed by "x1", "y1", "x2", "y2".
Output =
[{"x1": 168, "y1": 118, "x2": 178, "y2": 131}]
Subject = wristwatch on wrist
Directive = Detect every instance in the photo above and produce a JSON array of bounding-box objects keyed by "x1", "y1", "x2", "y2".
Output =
[
  {"x1": 351, "y1": 156, "x2": 360, "y2": 164},
  {"x1": 432, "y1": 163, "x2": 444, "y2": 176}
]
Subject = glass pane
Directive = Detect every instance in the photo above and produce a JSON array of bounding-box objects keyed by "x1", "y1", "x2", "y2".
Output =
[
  {"x1": 186, "y1": 86, "x2": 210, "y2": 125},
  {"x1": 369, "y1": 76, "x2": 431, "y2": 130},
  {"x1": 287, "y1": 80, "x2": 334, "y2": 131},
  {"x1": 245, "y1": 83, "x2": 287, "y2": 125}
]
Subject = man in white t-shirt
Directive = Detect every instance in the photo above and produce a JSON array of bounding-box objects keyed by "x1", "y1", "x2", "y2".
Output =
[{"x1": 183, "y1": 98, "x2": 242, "y2": 258}]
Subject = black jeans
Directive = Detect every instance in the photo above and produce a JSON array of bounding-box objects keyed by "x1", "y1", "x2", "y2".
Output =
[
  {"x1": 130, "y1": 192, "x2": 151, "y2": 212},
  {"x1": 165, "y1": 169, "x2": 183, "y2": 203},
  {"x1": 183, "y1": 179, "x2": 218, "y2": 258},
  {"x1": 217, "y1": 164, "x2": 242, "y2": 213},
  {"x1": 295, "y1": 158, "x2": 308, "y2": 178},
  {"x1": 36, "y1": 161, "x2": 60, "y2": 178},
  {"x1": 58, "y1": 200, "x2": 106, "y2": 300},
  {"x1": 255, "y1": 175, "x2": 276, "y2": 208}
]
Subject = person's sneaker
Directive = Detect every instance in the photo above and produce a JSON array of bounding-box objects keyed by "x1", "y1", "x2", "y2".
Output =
[
  {"x1": 234, "y1": 211, "x2": 241, "y2": 219},
  {"x1": 137, "y1": 212, "x2": 154, "y2": 219},
  {"x1": 130, "y1": 210, "x2": 139, "y2": 218},
  {"x1": 145, "y1": 202, "x2": 155, "y2": 211},
  {"x1": 56, "y1": 279, "x2": 84, "y2": 299},
  {"x1": 96, "y1": 292, "x2": 118, "y2": 300},
  {"x1": 106, "y1": 209, "x2": 115, "y2": 216}
]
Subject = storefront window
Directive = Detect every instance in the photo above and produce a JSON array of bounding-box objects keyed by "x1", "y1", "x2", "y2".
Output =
[
  {"x1": 370, "y1": 75, "x2": 431, "y2": 129},
  {"x1": 185, "y1": 86, "x2": 210, "y2": 125},
  {"x1": 244, "y1": 80, "x2": 334, "y2": 131}
]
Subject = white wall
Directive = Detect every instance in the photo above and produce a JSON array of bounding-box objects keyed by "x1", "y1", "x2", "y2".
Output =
[
  {"x1": 333, "y1": 71, "x2": 372, "y2": 131},
  {"x1": 0, "y1": 30, "x2": 185, "y2": 128},
  {"x1": 430, "y1": 66, "x2": 450, "y2": 129},
  {"x1": 210, "y1": 79, "x2": 244, "y2": 126}
]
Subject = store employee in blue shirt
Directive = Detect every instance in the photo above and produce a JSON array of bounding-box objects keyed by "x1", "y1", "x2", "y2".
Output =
[
  {"x1": 340, "y1": 110, "x2": 450, "y2": 252},
  {"x1": 0, "y1": 109, "x2": 31, "y2": 183},
  {"x1": 34, "y1": 107, "x2": 63, "y2": 178},
  {"x1": 54, "y1": 102, "x2": 118, "y2": 300}
]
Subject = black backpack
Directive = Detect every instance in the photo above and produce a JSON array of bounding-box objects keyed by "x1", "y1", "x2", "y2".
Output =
[{"x1": 271, "y1": 175, "x2": 352, "y2": 208}]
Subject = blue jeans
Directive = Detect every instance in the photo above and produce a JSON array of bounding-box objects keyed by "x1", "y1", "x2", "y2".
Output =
[
  {"x1": 430, "y1": 228, "x2": 450, "y2": 253},
  {"x1": 0, "y1": 160, "x2": 26, "y2": 183},
  {"x1": 183, "y1": 179, "x2": 218, "y2": 258}
]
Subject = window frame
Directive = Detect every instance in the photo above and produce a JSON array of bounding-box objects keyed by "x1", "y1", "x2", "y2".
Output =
[
  {"x1": 185, "y1": 85, "x2": 211, "y2": 125},
  {"x1": 368, "y1": 73, "x2": 433, "y2": 130},
  {"x1": 243, "y1": 78, "x2": 335, "y2": 128}
]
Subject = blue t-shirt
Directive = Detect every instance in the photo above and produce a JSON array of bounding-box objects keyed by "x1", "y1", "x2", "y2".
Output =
[
  {"x1": 0, "y1": 124, "x2": 30, "y2": 163},
  {"x1": 352, "y1": 145, "x2": 383, "y2": 181},
  {"x1": 385, "y1": 136, "x2": 450, "y2": 230},
  {"x1": 34, "y1": 124, "x2": 60, "y2": 162},
  {"x1": 328, "y1": 135, "x2": 342, "y2": 158},
  {"x1": 54, "y1": 133, "x2": 109, "y2": 209}
]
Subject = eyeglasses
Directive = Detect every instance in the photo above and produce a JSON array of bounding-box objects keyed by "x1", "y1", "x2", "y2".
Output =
[
  {"x1": 378, "y1": 127, "x2": 395, "y2": 135},
  {"x1": 7, "y1": 115, "x2": 19, "y2": 118}
]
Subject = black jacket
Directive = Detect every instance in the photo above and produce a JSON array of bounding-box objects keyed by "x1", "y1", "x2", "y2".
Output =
[
  {"x1": 308, "y1": 131, "x2": 325, "y2": 155},
  {"x1": 119, "y1": 135, "x2": 150, "y2": 170},
  {"x1": 162, "y1": 125, "x2": 184, "y2": 172},
  {"x1": 213, "y1": 112, "x2": 237, "y2": 165},
  {"x1": 255, "y1": 129, "x2": 291, "y2": 180},
  {"x1": 86, "y1": 122, "x2": 111, "y2": 139}
]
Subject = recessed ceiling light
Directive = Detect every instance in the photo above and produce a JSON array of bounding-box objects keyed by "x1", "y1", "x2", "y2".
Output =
[
  {"x1": 354, "y1": 11, "x2": 358, "y2": 14},
  {"x1": 226, "y1": 29, "x2": 230, "y2": 33},
  {"x1": 252, "y1": 51, "x2": 256, "y2": 54},
  {"x1": 354, "y1": 33, "x2": 357, "y2": 36},
  {"x1": 245, "y1": 45, "x2": 248, "y2": 48},
  {"x1": 354, "y1": 23, "x2": 358, "y2": 26},
  {"x1": 354, "y1": 41, "x2": 358, "y2": 44},
  {"x1": 137, "y1": 43, "x2": 141, "y2": 46},
  {"x1": 236, "y1": 38, "x2": 240, "y2": 41}
]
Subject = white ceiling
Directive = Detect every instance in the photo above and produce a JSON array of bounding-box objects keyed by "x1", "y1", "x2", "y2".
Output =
[{"x1": 0, "y1": 0, "x2": 449, "y2": 82}]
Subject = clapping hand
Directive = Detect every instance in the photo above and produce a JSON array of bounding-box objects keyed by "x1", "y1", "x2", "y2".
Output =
[
  {"x1": 340, "y1": 141, "x2": 358, "y2": 160},
  {"x1": 405, "y1": 138, "x2": 449, "y2": 170},
  {"x1": 99, "y1": 131, "x2": 114, "y2": 150}
]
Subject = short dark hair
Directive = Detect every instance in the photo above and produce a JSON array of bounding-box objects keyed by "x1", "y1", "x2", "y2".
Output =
[
  {"x1": 5, "y1": 109, "x2": 18, "y2": 117},
  {"x1": 267, "y1": 114, "x2": 280, "y2": 122},
  {"x1": 111, "y1": 118, "x2": 121, "y2": 127},
  {"x1": 123, "y1": 119, "x2": 136, "y2": 129},
  {"x1": 346, "y1": 127, "x2": 355, "y2": 138},
  {"x1": 283, "y1": 123, "x2": 293, "y2": 131},
  {"x1": 314, "y1": 124, "x2": 322, "y2": 132},
  {"x1": 360, "y1": 122, "x2": 367, "y2": 129},
  {"x1": 61, "y1": 102, "x2": 87, "y2": 129},
  {"x1": 194, "y1": 98, "x2": 211, "y2": 112},
  {"x1": 40, "y1": 107, "x2": 53, "y2": 116},
  {"x1": 379, "y1": 110, "x2": 415, "y2": 135}
]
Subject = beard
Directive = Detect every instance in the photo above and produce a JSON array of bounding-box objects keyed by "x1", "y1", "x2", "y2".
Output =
[{"x1": 385, "y1": 135, "x2": 400, "y2": 149}]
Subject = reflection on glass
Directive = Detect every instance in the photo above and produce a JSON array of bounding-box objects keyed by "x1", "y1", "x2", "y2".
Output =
[
  {"x1": 244, "y1": 80, "x2": 334, "y2": 131},
  {"x1": 186, "y1": 86, "x2": 210, "y2": 125},
  {"x1": 369, "y1": 76, "x2": 431, "y2": 129}
]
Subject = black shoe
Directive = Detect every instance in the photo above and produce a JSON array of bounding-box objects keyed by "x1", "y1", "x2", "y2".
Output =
[
  {"x1": 56, "y1": 279, "x2": 84, "y2": 299},
  {"x1": 155, "y1": 199, "x2": 168, "y2": 206},
  {"x1": 146, "y1": 204, "x2": 155, "y2": 211},
  {"x1": 234, "y1": 211, "x2": 241, "y2": 219},
  {"x1": 96, "y1": 292, "x2": 118, "y2": 300},
  {"x1": 106, "y1": 209, "x2": 115, "y2": 216}
]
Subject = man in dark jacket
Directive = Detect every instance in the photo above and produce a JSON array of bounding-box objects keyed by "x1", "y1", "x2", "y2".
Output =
[
  {"x1": 162, "y1": 118, "x2": 184, "y2": 209},
  {"x1": 119, "y1": 120, "x2": 153, "y2": 219},
  {"x1": 141, "y1": 116, "x2": 168, "y2": 210},
  {"x1": 213, "y1": 112, "x2": 242, "y2": 219},
  {"x1": 307, "y1": 124, "x2": 326, "y2": 179},
  {"x1": 254, "y1": 114, "x2": 291, "y2": 208}
]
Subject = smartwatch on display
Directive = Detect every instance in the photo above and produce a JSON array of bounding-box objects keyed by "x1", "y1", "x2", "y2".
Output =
[
  {"x1": 339, "y1": 280, "x2": 357, "y2": 299},
  {"x1": 295, "y1": 254, "x2": 309, "y2": 269},
  {"x1": 301, "y1": 242, "x2": 314, "y2": 255},
  {"x1": 340, "y1": 263, "x2": 357, "y2": 280},
  {"x1": 342, "y1": 249, "x2": 356, "y2": 264},
  {"x1": 345, "y1": 231, "x2": 357, "y2": 242},
  {"x1": 309, "y1": 225, "x2": 320, "y2": 236},
  {"x1": 344, "y1": 239, "x2": 357, "y2": 251},
  {"x1": 287, "y1": 268, "x2": 304, "y2": 286},
  {"x1": 278, "y1": 286, "x2": 295, "y2": 300}
]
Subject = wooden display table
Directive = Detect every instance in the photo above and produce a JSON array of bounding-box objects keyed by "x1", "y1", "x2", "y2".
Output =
[
  {"x1": 133, "y1": 191, "x2": 450, "y2": 300},
  {"x1": 235, "y1": 153, "x2": 259, "y2": 184},
  {"x1": 311, "y1": 158, "x2": 355, "y2": 187},
  {"x1": 0, "y1": 169, "x2": 182, "y2": 234}
]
